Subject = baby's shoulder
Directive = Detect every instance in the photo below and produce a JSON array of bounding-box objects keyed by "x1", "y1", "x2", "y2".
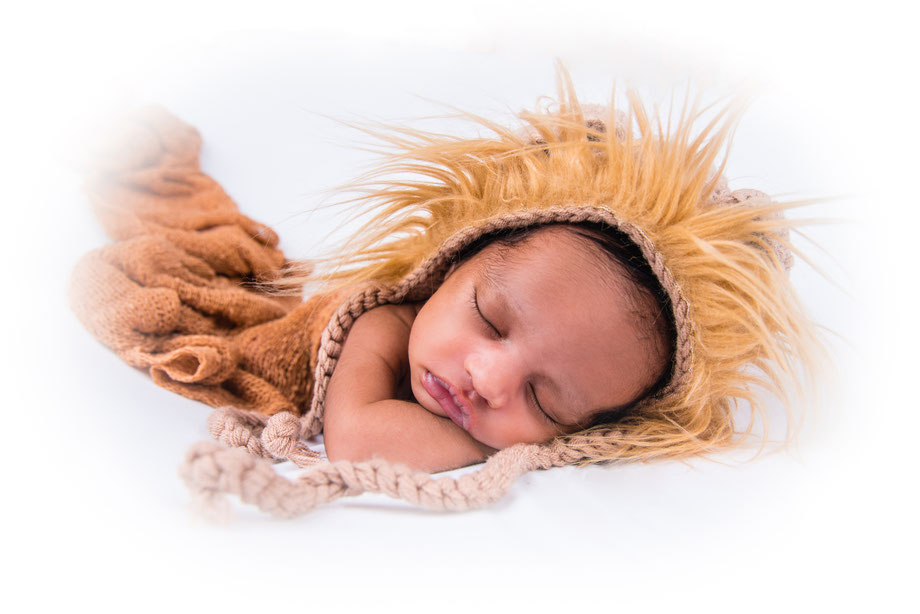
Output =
[
  {"x1": 354, "y1": 302, "x2": 419, "y2": 334},
  {"x1": 345, "y1": 302, "x2": 420, "y2": 364},
  {"x1": 332, "y1": 302, "x2": 421, "y2": 396}
]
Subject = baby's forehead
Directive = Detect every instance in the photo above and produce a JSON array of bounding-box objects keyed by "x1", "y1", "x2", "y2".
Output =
[
  {"x1": 465, "y1": 231, "x2": 633, "y2": 325},
  {"x1": 476, "y1": 226, "x2": 629, "y2": 288}
]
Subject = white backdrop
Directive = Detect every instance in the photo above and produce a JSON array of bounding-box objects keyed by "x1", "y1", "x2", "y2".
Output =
[{"x1": 3, "y1": 2, "x2": 916, "y2": 612}]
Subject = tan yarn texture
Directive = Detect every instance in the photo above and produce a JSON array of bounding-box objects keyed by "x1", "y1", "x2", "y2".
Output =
[
  {"x1": 71, "y1": 107, "x2": 342, "y2": 418},
  {"x1": 72, "y1": 93, "x2": 809, "y2": 518}
]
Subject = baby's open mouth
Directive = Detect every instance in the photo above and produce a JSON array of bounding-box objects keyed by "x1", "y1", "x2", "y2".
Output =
[{"x1": 422, "y1": 371, "x2": 470, "y2": 431}]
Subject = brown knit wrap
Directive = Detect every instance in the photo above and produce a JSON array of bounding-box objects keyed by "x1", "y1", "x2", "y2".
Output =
[{"x1": 70, "y1": 107, "x2": 342, "y2": 417}]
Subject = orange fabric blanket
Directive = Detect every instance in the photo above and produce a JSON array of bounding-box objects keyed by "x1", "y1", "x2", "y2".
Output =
[{"x1": 70, "y1": 107, "x2": 342, "y2": 416}]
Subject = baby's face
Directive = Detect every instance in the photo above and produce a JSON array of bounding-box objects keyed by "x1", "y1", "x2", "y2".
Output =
[{"x1": 408, "y1": 227, "x2": 663, "y2": 450}]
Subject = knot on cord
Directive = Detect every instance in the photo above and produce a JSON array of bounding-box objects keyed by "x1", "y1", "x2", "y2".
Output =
[
  {"x1": 262, "y1": 411, "x2": 323, "y2": 467},
  {"x1": 207, "y1": 406, "x2": 272, "y2": 459}
]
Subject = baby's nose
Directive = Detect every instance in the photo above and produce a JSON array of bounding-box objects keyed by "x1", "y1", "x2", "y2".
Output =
[{"x1": 465, "y1": 353, "x2": 512, "y2": 409}]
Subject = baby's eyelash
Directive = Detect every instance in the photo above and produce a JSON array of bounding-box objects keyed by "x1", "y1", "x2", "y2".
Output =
[
  {"x1": 529, "y1": 383, "x2": 555, "y2": 425},
  {"x1": 471, "y1": 288, "x2": 501, "y2": 337}
]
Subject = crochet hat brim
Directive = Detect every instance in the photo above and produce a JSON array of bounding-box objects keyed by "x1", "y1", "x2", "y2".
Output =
[{"x1": 307, "y1": 204, "x2": 695, "y2": 434}]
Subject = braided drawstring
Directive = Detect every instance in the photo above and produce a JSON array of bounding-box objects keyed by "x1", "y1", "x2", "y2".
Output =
[{"x1": 179, "y1": 440, "x2": 562, "y2": 518}]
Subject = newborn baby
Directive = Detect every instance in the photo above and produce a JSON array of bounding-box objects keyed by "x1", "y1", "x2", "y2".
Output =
[{"x1": 323, "y1": 223, "x2": 673, "y2": 472}]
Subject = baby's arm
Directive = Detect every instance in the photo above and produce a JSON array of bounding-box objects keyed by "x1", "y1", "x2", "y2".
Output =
[{"x1": 323, "y1": 304, "x2": 493, "y2": 472}]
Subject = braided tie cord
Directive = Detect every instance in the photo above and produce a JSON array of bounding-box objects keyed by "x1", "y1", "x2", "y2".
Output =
[
  {"x1": 179, "y1": 440, "x2": 561, "y2": 518},
  {"x1": 207, "y1": 407, "x2": 272, "y2": 459},
  {"x1": 207, "y1": 407, "x2": 322, "y2": 467}
]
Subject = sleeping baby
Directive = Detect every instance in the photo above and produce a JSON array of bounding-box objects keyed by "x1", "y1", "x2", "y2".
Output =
[
  {"x1": 324, "y1": 223, "x2": 673, "y2": 472},
  {"x1": 72, "y1": 69, "x2": 818, "y2": 515}
]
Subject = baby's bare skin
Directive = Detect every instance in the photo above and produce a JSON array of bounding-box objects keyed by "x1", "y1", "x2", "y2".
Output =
[
  {"x1": 324, "y1": 227, "x2": 666, "y2": 472},
  {"x1": 323, "y1": 302, "x2": 494, "y2": 472}
]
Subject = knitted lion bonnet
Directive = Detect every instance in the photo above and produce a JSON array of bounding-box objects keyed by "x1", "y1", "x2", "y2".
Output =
[{"x1": 72, "y1": 72, "x2": 815, "y2": 518}]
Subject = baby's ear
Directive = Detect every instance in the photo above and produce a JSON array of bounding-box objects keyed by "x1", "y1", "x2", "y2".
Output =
[
  {"x1": 515, "y1": 104, "x2": 629, "y2": 145},
  {"x1": 579, "y1": 104, "x2": 628, "y2": 142},
  {"x1": 706, "y1": 187, "x2": 794, "y2": 272}
]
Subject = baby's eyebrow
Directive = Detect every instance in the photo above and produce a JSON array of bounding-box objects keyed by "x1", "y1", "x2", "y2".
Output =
[
  {"x1": 478, "y1": 256, "x2": 506, "y2": 297},
  {"x1": 479, "y1": 258, "x2": 525, "y2": 321}
]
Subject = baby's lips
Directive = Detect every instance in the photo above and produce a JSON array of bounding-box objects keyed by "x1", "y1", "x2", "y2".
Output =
[
  {"x1": 453, "y1": 388, "x2": 474, "y2": 419},
  {"x1": 425, "y1": 371, "x2": 471, "y2": 431},
  {"x1": 446, "y1": 380, "x2": 475, "y2": 431}
]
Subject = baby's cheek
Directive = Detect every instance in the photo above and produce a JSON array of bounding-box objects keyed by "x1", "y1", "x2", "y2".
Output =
[{"x1": 477, "y1": 415, "x2": 552, "y2": 449}]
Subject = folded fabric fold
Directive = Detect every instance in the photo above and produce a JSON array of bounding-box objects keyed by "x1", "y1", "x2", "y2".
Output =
[{"x1": 70, "y1": 106, "x2": 342, "y2": 418}]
